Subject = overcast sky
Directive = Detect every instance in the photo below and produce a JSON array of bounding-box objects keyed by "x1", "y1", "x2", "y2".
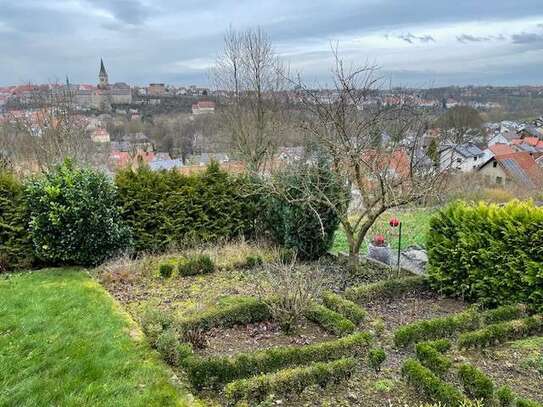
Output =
[{"x1": 1, "y1": 0, "x2": 542, "y2": 87}]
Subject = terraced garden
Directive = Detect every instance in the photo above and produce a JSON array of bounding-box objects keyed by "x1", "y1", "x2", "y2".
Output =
[{"x1": 96, "y1": 243, "x2": 543, "y2": 406}]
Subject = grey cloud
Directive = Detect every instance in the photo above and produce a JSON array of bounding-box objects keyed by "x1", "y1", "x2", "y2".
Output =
[
  {"x1": 85, "y1": 0, "x2": 153, "y2": 25},
  {"x1": 457, "y1": 34, "x2": 491, "y2": 43},
  {"x1": 511, "y1": 32, "x2": 543, "y2": 44},
  {"x1": 396, "y1": 33, "x2": 435, "y2": 44}
]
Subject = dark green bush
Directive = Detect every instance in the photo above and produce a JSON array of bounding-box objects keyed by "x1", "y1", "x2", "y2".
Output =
[
  {"x1": 496, "y1": 385, "x2": 515, "y2": 406},
  {"x1": 155, "y1": 328, "x2": 182, "y2": 366},
  {"x1": 0, "y1": 170, "x2": 34, "y2": 271},
  {"x1": 415, "y1": 342, "x2": 452, "y2": 376},
  {"x1": 394, "y1": 309, "x2": 479, "y2": 347},
  {"x1": 401, "y1": 358, "x2": 465, "y2": 406},
  {"x1": 178, "y1": 254, "x2": 215, "y2": 277},
  {"x1": 482, "y1": 304, "x2": 527, "y2": 325},
  {"x1": 304, "y1": 303, "x2": 356, "y2": 336},
  {"x1": 458, "y1": 315, "x2": 543, "y2": 349},
  {"x1": 25, "y1": 160, "x2": 131, "y2": 266},
  {"x1": 224, "y1": 357, "x2": 356, "y2": 404},
  {"x1": 243, "y1": 254, "x2": 263, "y2": 269},
  {"x1": 345, "y1": 275, "x2": 427, "y2": 303},
  {"x1": 158, "y1": 262, "x2": 174, "y2": 278},
  {"x1": 115, "y1": 162, "x2": 258, "y2": 252},
  {"x1": 322, "y1": 291, "x2": 367, "y2": 324},
  {"x1": 183, "y1": 331, "x2": 372, "y2": 389},
  {"x1": 262, "y1": 161, "x2": 349, "y2": 260},
  {"x1": 458, "y1": 364, "x2": 495, "y2": 402},
  {"x1": 368, "y1": 348, "x2": 386, "y2": 372},
  {"x1": 176, "y1": 296, "x2": 271, "y2": 334},
  {"x1": 427, "y1": 201, "x2": 543, "y2": 309}
]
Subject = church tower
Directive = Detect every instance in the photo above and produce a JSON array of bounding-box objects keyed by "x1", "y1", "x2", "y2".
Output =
[{"x1": 98, "y1": 58, "x2": 109, "y2": 89}]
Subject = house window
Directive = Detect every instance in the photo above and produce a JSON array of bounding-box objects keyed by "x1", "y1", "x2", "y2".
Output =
[
  {"x1": 473, "y1": 156, "x2": 477, "y2": 161},
  {"x1": 496, "y1": 176, "x2": 503, "y2": 185},
  {"x1": 456, "y1": 157, "x2": 462, "y2": 163},
  {"x1": 493, "y1": 161, "x2": 498, "y2": 168}
]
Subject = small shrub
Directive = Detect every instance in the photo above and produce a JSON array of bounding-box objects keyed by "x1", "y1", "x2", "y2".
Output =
[
  {"x1": 155, "y1": 328, "x2": 182, "y2": 366},
  {"x1": 255, "y1": 260, "x2": 327, "y2": 334},
  {"x1": 368, "y1": 348, "x2": 386, "y2": 372},
  {"x1": 25, "y1": 160, "x2": 132, "y2": 266},
  {"x1": 516, "y1": 398, "x2": 543, "y2": 407},
  {"x1": 183, "y1": 332, "x2": 372, "y2": 389},
  {"x1": 224, "y1": 357, "x2": 356, "y2": 404},
  {"x1": 458, "y1": 364, "x2": 494, "y2": 402},
  {"x1": 374, "y1": 379, "x2": 395, "y2": 393},
  {"x1": 177, "y1": 296, "x2": 271, "y2": 334},
  {"x1": 401, "y1": 358, "x2": 465, "y2": 406},
  {"x1": 415, "y1": 343, "x2": 452, "y2": 376},
  {"x1": 345, "y1": 276, "x2": 427, "y2": 303},
  {"x1": 178, "y1": 254, "x2": 215, "y2": 277},
  {"x1": 158, "y1": 262, "x2": 174, "y2": 278},
  {"x1": 140, "y1": 307, "x2": 174, "y2": 345},
  {"x1": 370, "y1": 318, "x2": 386, "y2": 336},
  {"x1": 496, "y1": 385, "x2": 515, "y2": 406},
  {"x1": 243, "y1": 254, "x2": 263, "y2": 268},
  {"x1": 458, "y1": 315, "x2": 543, "y2": 349},
  {"x1": 322, "y1": 291, "x2": 367, "y2": 324},
  {"x1": 304, "y1": 303, "x2": 356, "y2": 336}
]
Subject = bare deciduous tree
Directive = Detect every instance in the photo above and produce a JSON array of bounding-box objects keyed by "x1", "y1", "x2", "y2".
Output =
[
  {"x1": 288, "y1": 49, "x2": 452, "y2": 261},
  {"x1": 213, "y1": 27, "x2": 289, "y2": 172}
]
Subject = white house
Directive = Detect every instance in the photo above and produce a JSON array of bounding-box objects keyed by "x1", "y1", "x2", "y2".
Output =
[{"x1": 439, "y1": 143, "x2": 485, "y2": 172}]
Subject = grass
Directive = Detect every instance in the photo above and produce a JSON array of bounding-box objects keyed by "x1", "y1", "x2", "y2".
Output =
[
  {"x1": 0, "y1": 268, "x2": 199, "y2": 407},
  {"x1": 331, "y1": 207, "x2": 437, "y2": 255}
]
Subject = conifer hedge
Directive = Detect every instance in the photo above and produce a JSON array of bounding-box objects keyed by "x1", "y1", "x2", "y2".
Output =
[
  {"x1": 115, "y1": 162, "x2": 259, "y2": 252},
  {"x1": 0, "y1": 170, "x2": 34, "y2": 271},
  {"x1": 427, "y1": 200, "x2": 543, "y2": 309}
]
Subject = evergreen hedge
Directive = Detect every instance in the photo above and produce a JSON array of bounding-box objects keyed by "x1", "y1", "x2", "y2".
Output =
[
  {"x1": 183, "y1": 332, "x2": 372, "y2": 389},
  {"x1": 345, "y1": 275, "x2": 427, "y2": 303},
  {"x1": 0, "y1": 170, "x2": 34, "y2": 271},
  {"x1": 224, "y1": 357, "x2": 356, "y2": 404},
  {"x1": 427, "y1": 201, "x2": 543, "y2": 309},
  {"x1": 322, "y1": 291, "x2": 367, "y2": 324},
  {"x1": 457, "y1": 364, "x2": 495, "y2": 402},
  {"x1": 115, "y1": 162, "x2": 258, "y2": 252},
  {"x1": 304, "y1": 303, "x2": 356, "y2": 336}
]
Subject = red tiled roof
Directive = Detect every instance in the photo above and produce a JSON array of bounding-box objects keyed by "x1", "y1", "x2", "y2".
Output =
[
  {"x1": 489, "y1": 143, "x2": 514, "y2": 157},
  {"x1": 495, "y1": 152, "x2": 543, "y2": 188}
]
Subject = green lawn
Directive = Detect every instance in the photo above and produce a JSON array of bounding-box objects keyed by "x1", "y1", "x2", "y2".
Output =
[
  {"x1": 0, "y1": 269, "x2": 198, "y2": 407},
  {"x1": 331, "y1": 207, "x2": 437, "y2": 255}
]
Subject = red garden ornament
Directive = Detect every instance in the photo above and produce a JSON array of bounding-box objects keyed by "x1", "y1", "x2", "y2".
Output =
[
  {"x1": 389, "y1": 217, "x2": 400, "y2": 227},
  {"x1": 372, "y1": 234, "x2": 386, "y2": 247}
]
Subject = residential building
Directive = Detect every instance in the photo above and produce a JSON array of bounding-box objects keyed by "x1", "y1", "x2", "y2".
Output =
[
  {"x1": 192, "y1": 100, "x2": 216, "y2": 114},
  {"x1": 478, "y1": 152, "x2": 543, "y2": 189},
  {"x1": 439, "y1": 143, "x2": 485, "y2": 172}
]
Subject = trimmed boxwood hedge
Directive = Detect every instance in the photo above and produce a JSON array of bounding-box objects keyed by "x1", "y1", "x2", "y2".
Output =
[
  {"x1": 224, "y1": 357, "x2": 356, "y2": 404},
  {"x1": 304, "y1": 303, "x2": 356, "y2": 336},
  {"x1": 322, "y1": 291, "x2": 367, "y2": 324},
  {"x1": 176, "y1": 296, "x2": 271, "y2": 334},
  {"x1": 394, "y1": 304, "x2": 527, "y2": 347},
  {"x1": 458, "y1": 315, "x2": 543, "y2": 349},
  {"x1": 427, "y1": 200, "x2": 543, "y2": 309},
  {"x1": 345, "y1": 275, "x2": 427, "y2": 303},
  {"x1": 178, "y1": 254, "x2": 215, "y2": 277},
  {"x1": 415, "y1": 342, "x2": 452, "y2": 376},
  {"x1": 458, "y1": 364, "x2": 495, "y2": 402},
  {"x1": 401, "y1": 358, "x2": 465, "y2": 406},
  {"x1": 184, "y1": 332, "x2": 372, "y2": 389}
]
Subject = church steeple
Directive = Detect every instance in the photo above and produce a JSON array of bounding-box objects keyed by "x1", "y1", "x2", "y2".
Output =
[{"x1": 98, "y1": 58, "x2": 109, "y2": 89}]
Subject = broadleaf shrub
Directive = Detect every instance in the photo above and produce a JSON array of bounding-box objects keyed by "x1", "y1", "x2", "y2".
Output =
[
  {"x1": 183, "y1": 331, "x2": 372, "y2": 389},
  {"x1": 224, "y1": 357, "x2": 356, "y2": 404},
  {"x1": 322, "y1": 291, "x2": 367, "y2": 324},
  {"x1": 262, "y1": 161, "x2": 349, "y2": 260},
  {"x1": 368, "y1": 348, "x2": 386, "y2": 372},
  {"x1": 427, "y1": 201, "x2": 543, "y2": 309},
  {"x1": 0, "y1": 170, "x2": 34, "y2": 271},
  {"x1": 304, "y1": 303, "x2": 356, "y2": 336},
  {"x1": 401, "y1": 358, "x2": 465, "y2": 406},
  {"x1": 115, "y1": 162, "x2": 258, "y2": 252},
  {"x1": 457, "y1": 364, "x2": 494, "y2": 402},
  {"x1": 25, "y1": 160, "x2": 132, "y2": 266}
]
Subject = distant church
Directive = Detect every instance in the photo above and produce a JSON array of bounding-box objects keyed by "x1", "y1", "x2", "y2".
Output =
[{"x1": 72, "y1": 59, "x2": 132, "y2": 110}]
